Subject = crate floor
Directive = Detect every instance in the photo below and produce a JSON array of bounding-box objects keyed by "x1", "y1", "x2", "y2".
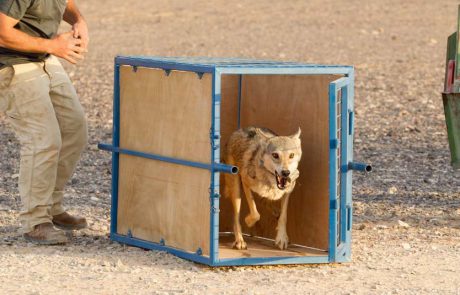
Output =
[{"x1": 219, "y1": 233, "x2": 327, "y2": 259}]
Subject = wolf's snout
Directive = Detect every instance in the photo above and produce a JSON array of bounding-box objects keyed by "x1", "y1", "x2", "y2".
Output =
[{"x1": 281, "y1": 170, "x2": 290, "y2": 177}]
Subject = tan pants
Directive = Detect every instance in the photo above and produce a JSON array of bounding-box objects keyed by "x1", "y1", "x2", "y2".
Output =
[{"x1": 0, "y1": 56, "x2": 87, "y2": 233}]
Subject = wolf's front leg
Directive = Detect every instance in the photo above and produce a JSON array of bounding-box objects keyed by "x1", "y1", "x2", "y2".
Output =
[
  {"x1": 242, "y1": 183, "x2": 260, "y2": 228},
  {"x1": 231, "y1": 195, "x2": 247, "y2": 250},
  {"x1": 275, "y1": 194, "x2": 290, "y2": 250},
  {"x1": 228, "y1": 174, "x2": 247, "y2": 250}
]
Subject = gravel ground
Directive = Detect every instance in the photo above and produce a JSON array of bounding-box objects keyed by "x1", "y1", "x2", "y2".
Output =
[{"x1": 1, "y1": 0, "x2": 460, "y2": 294}]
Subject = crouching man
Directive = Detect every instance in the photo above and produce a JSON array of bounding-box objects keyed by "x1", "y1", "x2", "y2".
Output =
[{"x1": 0, "y1": 0, "x2": 89, "y2": 244}]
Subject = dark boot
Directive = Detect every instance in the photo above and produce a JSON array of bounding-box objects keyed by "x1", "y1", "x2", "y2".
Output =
[
  {"x1": 23, "y1": 223, "x2": 68, "y2": 245},
  {"x1": 52, "y1": 212, "x2": 87, "y2": 230}
]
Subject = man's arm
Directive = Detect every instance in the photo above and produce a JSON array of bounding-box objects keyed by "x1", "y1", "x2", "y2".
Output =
[
  {"x1": 0, "y1": 12, "x2": 85, "y2": 64},
  {"x1": 63, "y1": 0, "x2": 89, "y2": 50}
]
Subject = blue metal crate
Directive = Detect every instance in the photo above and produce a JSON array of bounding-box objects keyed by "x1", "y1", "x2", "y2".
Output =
[{"x1": 99, "y1": 56, "x2": 368, "y2": 266}]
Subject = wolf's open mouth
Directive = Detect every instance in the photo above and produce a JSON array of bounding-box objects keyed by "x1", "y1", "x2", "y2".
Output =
[{"x1": 275, "y1": 171, "x2": 289, "y2": 190}]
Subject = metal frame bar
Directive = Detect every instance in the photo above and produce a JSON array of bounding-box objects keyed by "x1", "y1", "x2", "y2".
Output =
[
  {"x1": 328, "y1": 80, "x2": 338, "y2": 262},
  {"x1": 112, "y1": 233, "x2": 212, "y2": 265},
  {"x1": 328, "y1": 74, "x2": 353, "y2": 263},
  {"x1": 209, "y1": 71, "x2": 222, "y2": 264},
  {"x1": 110, "y1": 64, "x2": 121, "y2": 238},
  {"x1": 216, "y1": 66, "x2": 353, "y2": 75},
  {"x1": 104, "y1": 57, "x2": 356, "y2": 266},
  {"x1": 98, "y1": 143, "x2": 237, "y2": 174},
  {"x1": 115, "y1": 56, "x2": 214, "y2": 74}
]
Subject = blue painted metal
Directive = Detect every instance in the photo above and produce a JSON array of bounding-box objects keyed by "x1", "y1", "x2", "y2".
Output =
[
  {"x1": 338, "y1": 69, "x2": 355, "y2": 263},
  {"x1": 339, "y1": 79, "x2": 351, "y2": 262},
  {"x1": 328, "y1": 81, "x2": 339, "y2": 262},
  {"x1": 348, "y1": 162, "x2": 372, "y2": 173},
  {"x1": 112, "y1": 233, "x2": 330, "y2": 266},
  {"x1": 105, "y1": 56, "x2": 357, "y2": 266},
  {"x1": 112, "y1": 233, "x2": 212, "y2": 265},
  {"x1": 115, "y1": 56, "x2": 214, "y2": 73},
  {"x1": 115, "y1": 56, "x2": 353, "y2": 76},
  {"x1": 98, "y1": 143, "x2": 238, "y2": 175},
  {"x1": 213, "y1": 255, "x2": 330, "y2": 266},
  {"x1": 110, "y1": 64, "x2": 121, "y2": 238},
  {"x1": 209, "y1": 71, "x2": 222, "y2": 264}
]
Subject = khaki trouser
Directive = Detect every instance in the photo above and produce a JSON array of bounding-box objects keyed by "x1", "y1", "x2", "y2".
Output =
[{"x1": 0, "y1": 55, "x2": 87, "y2": 233}]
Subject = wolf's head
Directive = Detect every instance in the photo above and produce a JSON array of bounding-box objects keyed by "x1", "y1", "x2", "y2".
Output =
[{"x1": 257, "y1": 128, "x2": 302, "y2": 190}]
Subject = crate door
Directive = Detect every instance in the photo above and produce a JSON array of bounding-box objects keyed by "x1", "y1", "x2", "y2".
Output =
[{"x1": 329, "y1": 77, "x2": 353, "y2": 261}]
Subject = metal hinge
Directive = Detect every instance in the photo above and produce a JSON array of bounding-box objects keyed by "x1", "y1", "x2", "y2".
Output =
[
  {"x1": 330, "y1": 200, "x2": 338, "y2": 210},
  {"x1": 330, "y1": 139, "x2": 339, "y2": 149}
]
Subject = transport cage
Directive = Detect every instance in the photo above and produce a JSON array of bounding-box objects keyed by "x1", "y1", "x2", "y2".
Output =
[{"x1": 99, "y1": 56, "x2": 370, "y2": 266}]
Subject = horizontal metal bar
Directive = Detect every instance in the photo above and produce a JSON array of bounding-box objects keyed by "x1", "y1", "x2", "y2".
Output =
[
  {"x1": 216, "y1": 66, "x2": 353, "y2": 75},
  {"x1": 98, "y1": 143, "x2": 238, "y2": 174},
  {"x1": 348, "y1": 162, "x2": 372, "y2": 173},
  {"x1": 214, "y1": 255, "x2": 330, "y2": 266},
  {"x1": 330, "y1": 77, "x2": 350, "y2": 89},
  {"x1": 115, "y1": 56, "x2": 214, "y2": 73},
  {"x1": 111, "y1": 234, "x2": 212, "y2": 265}
]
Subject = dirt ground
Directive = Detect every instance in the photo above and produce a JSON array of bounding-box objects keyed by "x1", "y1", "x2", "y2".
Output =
[{"x1": 1, "y1": 0, "x2": 460, "y2": 294}]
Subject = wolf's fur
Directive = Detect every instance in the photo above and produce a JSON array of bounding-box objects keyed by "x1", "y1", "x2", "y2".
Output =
[{"x1": 223, "y1": 126, "x2": 302, "y2": 250}]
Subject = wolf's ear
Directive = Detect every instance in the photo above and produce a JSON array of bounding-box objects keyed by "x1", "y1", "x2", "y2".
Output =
[
  {"x1": 256, "y1": 128, "x2": 274, "y2": 139},
  {"x1": 290, "y1": 127, "x2": 301, "y2": 139}
]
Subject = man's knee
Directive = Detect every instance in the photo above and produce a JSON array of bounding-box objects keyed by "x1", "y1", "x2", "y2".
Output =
[
  {"x1": 64, "y1": 109, "x2": 88, "y2": 150},
  {"x1": 38, "y1": 126, "x2": 63, "y2": 153}
]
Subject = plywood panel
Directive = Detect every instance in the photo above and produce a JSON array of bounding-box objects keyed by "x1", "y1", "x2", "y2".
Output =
[
  {"x1": 119, "y1": 66, "x2": 212, "y2": 163},
  {"x1": 117, "y1": 154, "x2": 211, "y2": 255},
  {"x1": 219, "y1": 234, "x2": 326, "y2": 259},
  {"x1": 219, "y1": 74, "x2": 340, "y2": 251}
]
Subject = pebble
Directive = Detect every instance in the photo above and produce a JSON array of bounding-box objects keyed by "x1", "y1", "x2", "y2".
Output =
[
  {"x1": 398, "y1": 220, "x2": 410, "y2": 228},
  {"x1": 388, "y1": 186, "x2": 398, "y2": 194},
  {"x1": 402, "y1": 243, "x2": 411, "y2": 251}
]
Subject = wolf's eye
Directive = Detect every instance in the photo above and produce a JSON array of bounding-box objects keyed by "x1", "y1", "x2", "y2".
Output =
[
  {"x1": 289, "y1": 153, "x2": 295, "y2": 159},
  {"x1": 272, "y1": 153, "x2": 279, "y2": 159}
]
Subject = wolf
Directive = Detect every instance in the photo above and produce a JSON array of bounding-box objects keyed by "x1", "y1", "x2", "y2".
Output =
[{"x1": 223, "y1": 126, "x2": 302, "y2": 250}]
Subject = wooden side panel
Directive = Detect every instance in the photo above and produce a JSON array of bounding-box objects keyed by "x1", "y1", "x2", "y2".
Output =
[
  {"x1": 219, "y1": 74, "x2": 340, "y2": 251},
  {"x1": 119, "y1": 66, "x2": 212, "y2": 163},
  {"x1": 220, "y1": 75, "x2": 240, "y2": 149},
  {"x1": 117, "y1": 155, "x2": 211, "y2": 255},
  {"x1": 117, "y1": 66, "x2": 212, "y2": 255}
]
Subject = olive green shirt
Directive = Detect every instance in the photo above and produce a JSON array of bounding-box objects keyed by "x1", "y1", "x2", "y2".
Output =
[{"x1": 0, "y1": 0, "x2": 67, "y2": 67}]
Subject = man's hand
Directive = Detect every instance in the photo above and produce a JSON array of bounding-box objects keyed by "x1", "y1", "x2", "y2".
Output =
[
  {"x1": 49, "y1": 31, "x2": 86, "y2": 64},
  {"x1": 72, "y1": 20, "x2": 89, "y2": 50}
]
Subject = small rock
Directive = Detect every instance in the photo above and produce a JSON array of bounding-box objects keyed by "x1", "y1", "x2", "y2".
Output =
[
  {"x1": 398, "y1": 220, "x2": 410, "y2": 228},
  {"x1": 402, "y1": 243, "x2": 411, "y2": 251},
  {"x1": 11, "y1": 173, "x2": 19, "y2": 179},
  {"x1": 357, "y1": 224, "x2": 366, "y2": 230},
  {"x1": 429, "y1": 219, "x2": 442, "y2": 226},
  {"x1": 116, "y1": 259, "x2": 124, "y2": 268},
  {"x1": 90, "y1": 196, "x2": 100, "y2": 202},
  {"x1": 388, "y1": 186, "x2": 398, "y2": 194},
  {"x1": 376, "y1": 224, "x2": 388, "y2": 230}
]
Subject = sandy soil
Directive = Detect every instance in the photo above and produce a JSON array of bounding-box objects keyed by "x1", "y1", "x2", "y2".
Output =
[{"x1": 1, "y1": 0, "x2": 459, "y2": 294}]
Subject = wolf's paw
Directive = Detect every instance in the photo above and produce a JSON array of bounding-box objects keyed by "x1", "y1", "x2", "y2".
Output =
[
  {"x1": 233, "y1": 239, "x2": 247, "y2": 250},
  {"x1": 275, "y1": 231, "x2": 289, "y2": 250},
  {"x1": 244, "y1": 213, "x2": 260, "y2": 228}
]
